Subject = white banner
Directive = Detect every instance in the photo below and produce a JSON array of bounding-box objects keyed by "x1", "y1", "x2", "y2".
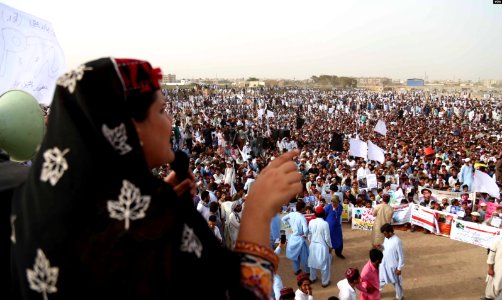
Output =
[
  {"x1": 0, "y1": 3, "x2": 66, "y2": 105},
  {"x1": 392, "y1": 204, "x2": 412, "y2": 225},
  {"x1": 367, "y1": 140, "x2": 385, "y2": 163},
  {"x1": 374, "y1": 119, "x2": 387, "y2": 136},
  {"x1": 351, "y1": 204, "x2": 412, "y2": 230},
  {"x1": 410, "y1": 204, "x2": 436, "y2": 232},
  {"x1": 366, "y1": 174, "x2": 377, "y2": 189},
  {"x1": 349, "y1": 138, "x2": 368, "y2": 159},
  {"x1": 417, "y1": 186, "x2": 476, "y2": 204},
  {"x1": 450, "y1": 219, "x2": 501, "y2": 249}
]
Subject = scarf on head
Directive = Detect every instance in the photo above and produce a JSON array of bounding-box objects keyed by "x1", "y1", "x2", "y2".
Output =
[{"x1": 10, "y1": 58, "x2": 240, "y2": 299}]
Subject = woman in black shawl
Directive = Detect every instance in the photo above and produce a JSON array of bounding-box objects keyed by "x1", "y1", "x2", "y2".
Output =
[{"x1": 10, "y1": 58, "x2": 302, "y2": 299}]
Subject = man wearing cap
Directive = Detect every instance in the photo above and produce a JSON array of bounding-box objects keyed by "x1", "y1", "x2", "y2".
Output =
[
  {"x1": 295, "y1": 272, "x2": 313, "y2": 300},
  {"x1": 308, "y1": 206, "x2": 332, "y2": 288},
  {"x1": 419, "y1": 188, "x2": 435, "y2": 208},
  {"x1": 478, "y1": 202, "x2": 488, "y2": 222},
  {"x1": 379, "y1": 223, "x2": 405, "y2": 300},
  {"x1": 278, "y1": 287, "x2": 295, "y2": 300},
  {"x1": 470, "y1": 211, "x2": 482, "y2": 224},
  {"x1": 458, "y1": 158, "x2": 474, "y2": 191},
  {"x1": 337, "y1": 268, "x2": 361, "y2": 300},
  {"x1": 372, "y1": 194, "x2": 393, "y2": 249}
]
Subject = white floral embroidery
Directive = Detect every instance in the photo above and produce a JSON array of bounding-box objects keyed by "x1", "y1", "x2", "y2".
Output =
[
  {"x1": 56, "y1": 64, "x2": 92, "y2": 93},
  {"x1": 40, "y1": 148, "x2": 70, "y2": 186},
  {"x1": 10, "y1": 215, "x2": 16, "y2": 244},
  {"x1": 107, "y1": 180, "x2": 151, "y2": 230},
  {"x1": 26, "y1": 249, "x2": 59, "y2": 300},
  {"x1": 180, "y1": 224, "x2": 202, "y2": 258},
  {"x1": 102, "y1": 123, "x2": 132, "y2": 155}
]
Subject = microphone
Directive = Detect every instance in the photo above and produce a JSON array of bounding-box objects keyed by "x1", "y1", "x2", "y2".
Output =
[
  {"x1": 169, "y1": 149, "x2": 194, "y2": 202},
  {"x1": 170, "y1": 150, "x2": 189, "y2": 183}
]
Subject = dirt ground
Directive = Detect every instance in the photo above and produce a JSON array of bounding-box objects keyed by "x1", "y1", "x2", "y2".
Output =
[{"x1": 277, "y1": 224, "x2": 489, "y2": 300}]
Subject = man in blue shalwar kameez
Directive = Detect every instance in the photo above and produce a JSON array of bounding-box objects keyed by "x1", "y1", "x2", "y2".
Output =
[
  {"x1": 282, "y1": 201, "x2": 309, "y2": 275},
  {"x1": 324, "y1": 195, "x2": 345, "y2": 259}
]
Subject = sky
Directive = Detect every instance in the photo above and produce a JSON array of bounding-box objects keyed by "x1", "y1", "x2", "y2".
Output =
[{"x1": 2, "y1": 0, "x2": 502, "y2": 80}]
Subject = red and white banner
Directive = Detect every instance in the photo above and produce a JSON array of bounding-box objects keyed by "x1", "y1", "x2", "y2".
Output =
[
  {"x1": 450, "y1": 219, "x2": 501, "y2": 249},
  {"x1": 410, "y1": 204, "x2": 436, "y2": 232}
]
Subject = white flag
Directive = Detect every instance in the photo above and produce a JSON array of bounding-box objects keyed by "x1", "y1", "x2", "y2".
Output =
[
  {"x1": 374, "y1": 120, "x2": 387, "y2": 136},
  {"x1": 257, "y1": 109, "x2": 264, "y2": 119},
  {"x1": 239, "y1": 148, "x2": 249, "y2": 162},
  {"x1": 367, "y1": 140, "x2": 385, "y2": 164},
  {"x1": 266, "y1": 110, "x2": 275, "y2": 118},
  {"x1": 472, "y1": 170, "x2": 500, "y2": 197},
  {"x1": 349, "y1": 138, "x2": 368, "y2": 159}
]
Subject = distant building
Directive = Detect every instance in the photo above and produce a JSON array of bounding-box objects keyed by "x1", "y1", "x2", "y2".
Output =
[
  {"x1": 356, "y1": 77, "x2": 391, "y2": 87},
  {"x1": 246, "y1": 80, "x2": 265, "y2": 88},
  {"x1": 163, "y1": 74, "x2": 176, "y2": 84},
  {"x1": 406, "y1": 78, "x2": 425, "y2": 87}
]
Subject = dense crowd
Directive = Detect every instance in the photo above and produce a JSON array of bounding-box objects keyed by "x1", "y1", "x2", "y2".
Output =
[
  {"x1": 160, "y1": 86, "x2": 501, "y2": 205},
  {"x1": 155, "y1": 86, "x2": 501, "y2": 299}
]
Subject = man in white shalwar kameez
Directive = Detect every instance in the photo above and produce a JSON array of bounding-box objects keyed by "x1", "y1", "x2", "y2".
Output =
[
  {"x1": 379, "y1": 223, "x2": 405, "y2": 300},
  {"x1": 282, "y1": 201, "x2": 309, "y2": 275},
  {"x1": 482, "y1": 239, "x2": 502, "y2": 300},
  {"x1": 308, "y1": 206, "x2": 332, "y2": 287},
  {"x1": 458, "y1": 158, "x2": 474, "y2": 191}
]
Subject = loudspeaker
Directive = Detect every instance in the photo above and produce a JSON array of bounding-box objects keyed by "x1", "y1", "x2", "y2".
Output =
[{"x1": 0, "y1": 90, "x2": 45, "y2": 161}]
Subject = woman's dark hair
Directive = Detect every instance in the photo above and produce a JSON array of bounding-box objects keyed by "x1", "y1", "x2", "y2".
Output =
[
  {"x1": 124, "y1": 63, "x2": 160, "y2": 122},
  {"x1": 126, "y1": 90, "x2": 157, "y2": 122}
]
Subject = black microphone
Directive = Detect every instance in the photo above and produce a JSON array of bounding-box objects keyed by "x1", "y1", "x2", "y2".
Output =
[
  {"x1": 170, "y1": 150, "x2": 193, "y2": 201},
  {"x1": 170, "y1": 150, "x2": 190, "y2": 183}
]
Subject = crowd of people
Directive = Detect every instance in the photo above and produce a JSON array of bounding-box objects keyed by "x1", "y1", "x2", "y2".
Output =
[
  {"x1": 8, "y1": 68, "x2": 501, "y2": 299},
  {"x1": 157, "y1": 85, "x2": 501, "y2": 299}
]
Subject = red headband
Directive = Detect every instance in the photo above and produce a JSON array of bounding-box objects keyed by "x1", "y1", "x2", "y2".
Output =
[{"x1": 114, "y1": 58, "x2": 162, "y2": 95}]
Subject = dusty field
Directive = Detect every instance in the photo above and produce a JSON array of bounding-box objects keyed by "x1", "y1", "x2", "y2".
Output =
[{"x1": 277, "y1": 224, "x2": 488, "y2": 300}]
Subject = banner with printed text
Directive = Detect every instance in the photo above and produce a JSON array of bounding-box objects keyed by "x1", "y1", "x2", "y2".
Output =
[
  {"x1": 342, "y1": 204, "x2": 350, "y2": 223},
  {"x1": 0, "y1": 3, "x2": 67, "y2": 105},
  {"x1": 418, "y1": 187, "x2": 476, "y2": 204},
  {"x1": 410, "y1": 204, "x2": 436, "y2": 232},
  {"x1": 351, "y1": 208, "x2": 375, "y2": 231},
  {"x1": 391, "y1": 204, "x2": 412, "y2": 225},
  {"x1": 450, "y1": 219, "x2": 501, "y2": 248},
  {"x1": 351, "y1": 204, "x2": 412, "y2": 230}
]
